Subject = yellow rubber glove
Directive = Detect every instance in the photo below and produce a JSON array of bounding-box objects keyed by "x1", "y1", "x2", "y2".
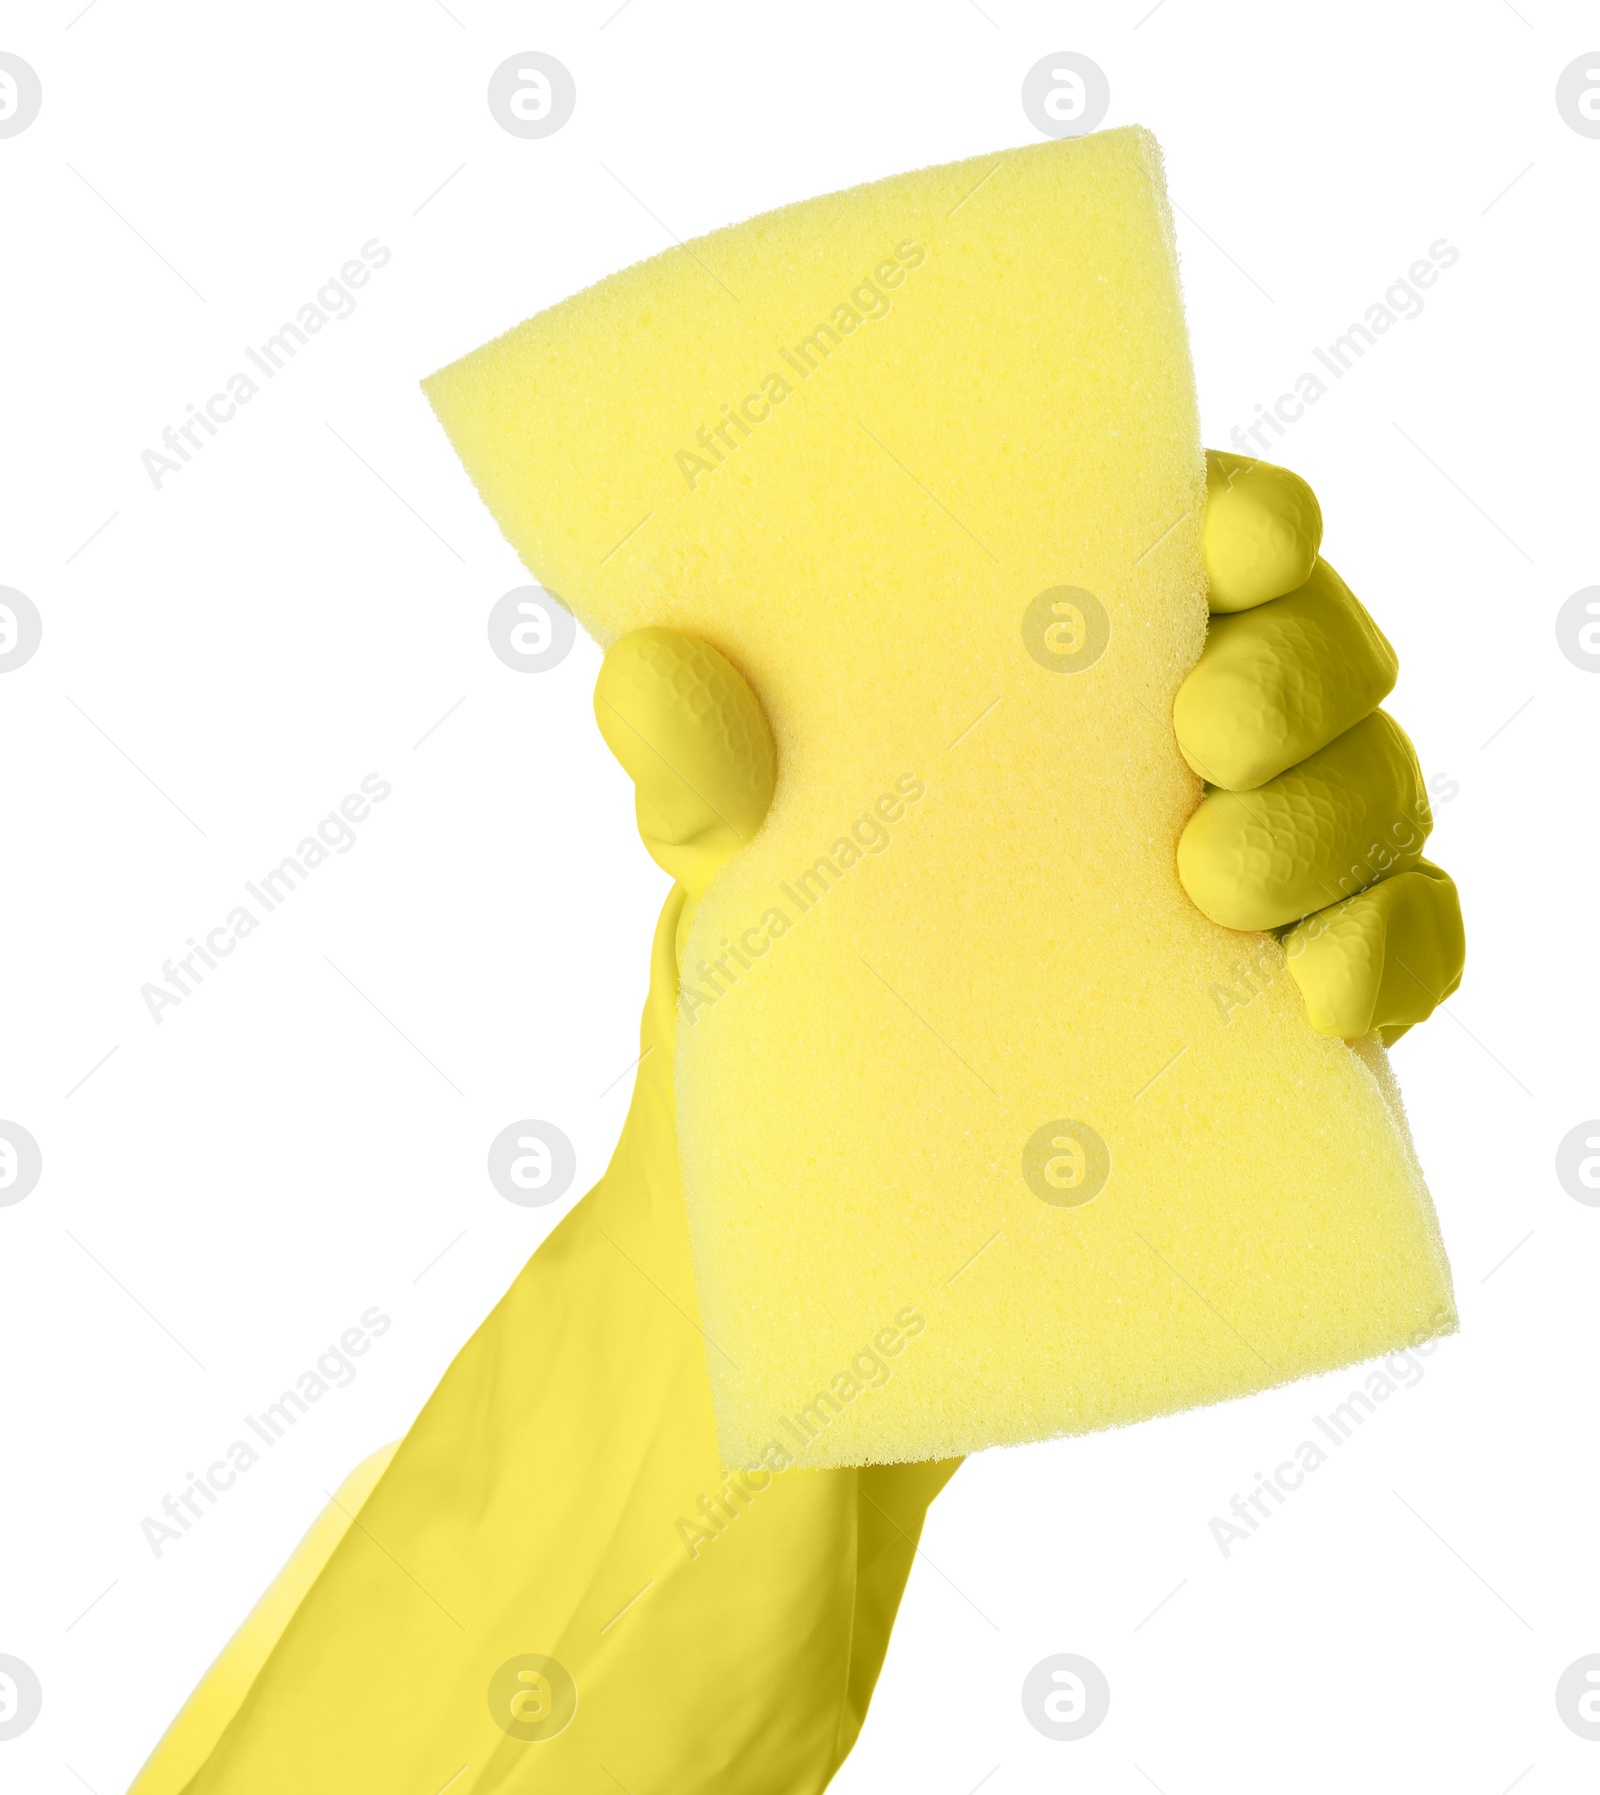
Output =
[
  {"x1": 129, "y1": 635, "x2": 958, "y2": 1795},
  {"x1": 130, "y1": 450, "x2": 1460, "y2": 1795},
  {"x1": 1176, "y1": 452, "x2": 1465, "y2": 1046}
]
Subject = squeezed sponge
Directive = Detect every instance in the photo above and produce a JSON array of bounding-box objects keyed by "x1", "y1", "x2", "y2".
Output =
[{"x1": 424, "y1": 127, "x2": 1455, "y2": 1469}]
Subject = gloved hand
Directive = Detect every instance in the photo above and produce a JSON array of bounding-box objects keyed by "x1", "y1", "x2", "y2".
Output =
[
  {"x1": 129, "y1": 450, "x2": 1462, "y2": 1795},
  {"x1": 611, "y1": 451, "x2": 1466, "y2": 1052},
  {"x1": 1176, "y1": 451, "x2": 1465, "y2": 1046},
  {"x1": 130, "y1": 644, "x2": 957, "y2": 1794}
]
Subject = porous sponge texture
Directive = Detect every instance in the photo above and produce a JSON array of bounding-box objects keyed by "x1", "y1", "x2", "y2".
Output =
[{"x1": 424, "y1": 127, "x2": 1455, "y2": 1469}]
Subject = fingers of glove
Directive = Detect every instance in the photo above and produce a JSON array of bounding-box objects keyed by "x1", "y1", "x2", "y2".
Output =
[
  {"x1": 1177, "y1": 710, "x2": 1430, "y2": 931},
  {"x1": 1202, "y1": 450, "x2": 1323, "y2": 614},
  {"x1": 1173, "y1": 558, "x2": 1400, "y2": 791},
  {"x1": 1282, "y1": 859, "x2": 1465, "y2": 1041},
  {"x1": 594, "y1": 627, "x2": 776, "y2": 897}
]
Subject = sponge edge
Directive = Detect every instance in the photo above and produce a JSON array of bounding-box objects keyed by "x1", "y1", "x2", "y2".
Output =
[{"x1": 424, "y1": 127, "x2": 1456, "y2": 1470}]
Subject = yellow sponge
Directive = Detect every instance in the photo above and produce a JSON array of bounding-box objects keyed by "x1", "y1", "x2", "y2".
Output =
[{"x1": 424, "y1": 127, "x2": 1455, "y2": 1469}]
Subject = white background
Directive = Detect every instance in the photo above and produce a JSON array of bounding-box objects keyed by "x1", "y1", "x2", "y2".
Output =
[{"x1": 1, "y1": 3, "x2": 1595, "y2": 1791}]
